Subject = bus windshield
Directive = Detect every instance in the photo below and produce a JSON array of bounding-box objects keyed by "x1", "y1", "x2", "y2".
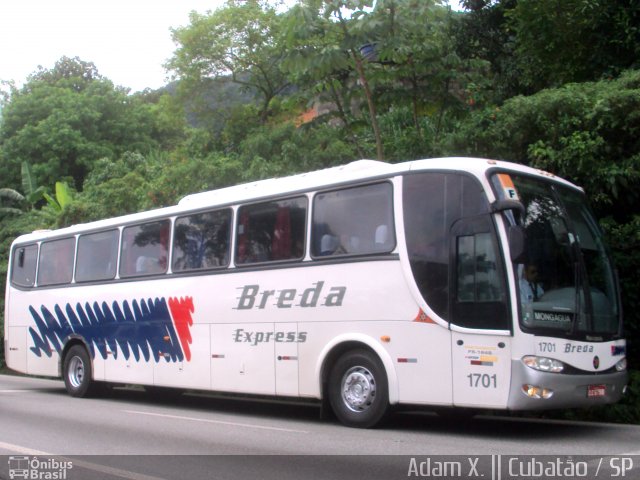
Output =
[{"x1": 493, "y1": 173, "x2": 621, "y2": 339}]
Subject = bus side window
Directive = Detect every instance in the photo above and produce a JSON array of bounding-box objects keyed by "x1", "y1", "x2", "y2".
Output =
[
  {"x1": 120, "y1": 220, "x2": 170, "y2": 277},
  {"x1": 311, "y1": 182, "x2": 395, "y2": 257},
  {"x1": 173, "y1": 209, "x2": 232, "y2": 271},
  {"x1": 37, "y1": 237, "x2": 75, "y2": 286},
  {"x1": 235, "y1": 197, "x2": 306, "y2": 265},
  {"x1": 75, "y1": 230, "x2": 119, "y2": 282},
  {"x1": 11, "y1": 244, "x2": 38, "y2": 287}
]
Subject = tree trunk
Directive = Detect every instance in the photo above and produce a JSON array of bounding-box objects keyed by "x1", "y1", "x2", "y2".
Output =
[{"x1": 351, "y1": 50, "x2": 384, "y2": 161}]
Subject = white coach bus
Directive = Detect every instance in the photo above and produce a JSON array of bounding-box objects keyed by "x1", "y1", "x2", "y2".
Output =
[{"x1": 4, "y1": 158, "x2": 628, "y2": 427}]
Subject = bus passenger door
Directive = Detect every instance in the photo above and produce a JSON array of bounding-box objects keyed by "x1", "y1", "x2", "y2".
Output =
[{"x1": 449, "y1": 215, "x2": 512, "y2": 409}]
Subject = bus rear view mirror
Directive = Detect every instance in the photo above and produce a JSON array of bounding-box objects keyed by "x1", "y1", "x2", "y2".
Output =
[
  {"x1": 508, "y1": 225, "x2": 527, "y2": 263},
  {"x1": 491, "y1": 199, "x2": 527, "y2": 262},
  {"x1": 491, "y1": 199, "x2": 526, "y2": 220}
]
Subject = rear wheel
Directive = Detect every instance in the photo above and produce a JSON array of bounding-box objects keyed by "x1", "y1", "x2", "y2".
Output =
[
  {"x1": 328, "y1": 349, "x2": 389, "y2": 428},
  {"x1": 63, "y1": 345, "x2": 95, "y2": 397}
]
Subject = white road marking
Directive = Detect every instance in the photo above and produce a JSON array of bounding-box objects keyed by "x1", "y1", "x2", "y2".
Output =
[
  {"x1": 0, "y1": 440, "x2": 51, "y2": 456},
  {"x1": 0, "y1": 389, "x2": 32, "y2": 393},
  {"x1": 124, "y1": 409, "x2": 309, "y2": 434},
  {"x1": 0, "y1": 441, "x2": 167, "y2": 480}
]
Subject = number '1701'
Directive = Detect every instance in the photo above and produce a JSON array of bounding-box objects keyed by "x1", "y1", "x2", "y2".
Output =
[{"x1": 467, "y1": 373, "x2": 497, "y2": 388}]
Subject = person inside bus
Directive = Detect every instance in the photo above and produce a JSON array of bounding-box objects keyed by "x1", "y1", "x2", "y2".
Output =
[{"x1": 519, "y1": 263, "x2": 544, "y2": 303}]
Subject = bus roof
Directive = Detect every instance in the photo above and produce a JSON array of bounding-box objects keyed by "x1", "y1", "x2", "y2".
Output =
[{"x1": 10, "y1": 157, "x2": 577, "y2": 244}]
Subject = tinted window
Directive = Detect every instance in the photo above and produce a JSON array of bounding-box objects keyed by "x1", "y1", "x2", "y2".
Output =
[
  {"x1": 457, "y1": 232, "x2": 503, "y2": 303},
  {"x1": 451, "y1": 215, "x2": 509, "y2": 329},
  {"x1": 312, "y1": 183, "x2": 395, "y2": 257},
  {"x1": 403, "y1": 173, "x2": 488, "y2": 320},
  {"x1": 120, "y1": 220, "x2": 170, "y2": 277},
  {"x1": 11, "y1": 244, "x2": 38, "y2": 287},
  {"x1": 38, "y1": 237, "x2": 75, "y2": 286},
  {"x1": 236, "y1": 197, "x2": 307, "y2": 264},
  {"x1": 75, "y1": 230, "x2": 119, "y2": 282},
  {"x1": 173, "y1": 209, "x2": 231, "y2": 271}
]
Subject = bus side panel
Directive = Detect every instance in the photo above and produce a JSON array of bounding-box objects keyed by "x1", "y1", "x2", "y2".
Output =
[
  {"x1": 298, "y1": 320, "x2": 453, "y2": 406},
  {"x1": 5, "y1": 287, "x2": 60, "y2": 377},
  {"x1": 154, "y1": 323, "x2": 211, "y2": 390},
  {"x1": 389, "y1": 322, "x2": 452, "y2": 406},
  {"x1": 26, "y1": 336, "x2": 59, "y2": 377},
  {"x1": 293, "y1": 261, "x2": 420, "y2": 401},
  {"x1": 104, "y1": 343, "x2": 154, "y2": 385},
  {"x1": 6, "y1": 326, "x2": 27, "y2": 374},
  {"x1": 6, "y1": 286, "x2": 61, "y2": 376},
  {"x1": 211, "y1": 322, "x2": 276, "y2": 395},
  {"x1": 275, "y1": 322, "x2": 299, "y2": 396}
]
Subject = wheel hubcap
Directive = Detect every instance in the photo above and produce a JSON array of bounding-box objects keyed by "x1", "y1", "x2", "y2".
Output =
[
  {"x1": 341, "y1": 366, "x2": 376, "y2": 412},
  {"x1": 68, "y1": 356, "x2": 85, "y2": 388}
]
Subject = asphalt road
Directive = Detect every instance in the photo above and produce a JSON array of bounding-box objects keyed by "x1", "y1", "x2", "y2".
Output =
[{"x1": 1, "y1": 374, "x2": 639, "y2": 480}]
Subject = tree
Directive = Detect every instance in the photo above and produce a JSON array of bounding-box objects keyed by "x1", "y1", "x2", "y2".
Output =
[
  {"x1": 447, "y1": 71, "x2": 640, "y2": 218},
  {"x1": 167, "y1": 0, "x2": 290, "y2": 124},
  {"x1": 0, "y1": 188, "x2": 23, "y2": 218},
  {"x1": 0, "y1": 162, "x2": 44, "y2": 218},
  {"x1": 367, "y1": 0, "x2": 489, "y2": 145},
  {"x1": 458, "y1": 0, "x2": 640, "y2": 96},
  {"x1": 283, "y1": 0, "x2": 386, "y2": 159},
  {"x1": 0, "y1": 57, "x2": 161, "y2": 190},
  {"x1": 453, "y1": 0, "x2": 522, "y2": 101}
]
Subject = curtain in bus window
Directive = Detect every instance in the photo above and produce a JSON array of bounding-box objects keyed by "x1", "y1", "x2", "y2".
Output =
[
  {"x1": 236, "y1": 210, "x2": 250, "y2": 264},
  {"x1": 159, "y1": 222, "x2": 170, "y2": 270},
  {"x1": 272, "y1": 206, "x2": 291, "y2": 260},
  {"x1": 236, "y1": 198, "x2": 306, "y2": 265}
]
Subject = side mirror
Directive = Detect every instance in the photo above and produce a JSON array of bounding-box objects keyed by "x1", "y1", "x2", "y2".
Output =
[
  {"x1": 508, "y1": 225, "x2": 527, "y2": 263},
  {"x1": 491, "y1": 199, "x2": 526, "y2": 221}
]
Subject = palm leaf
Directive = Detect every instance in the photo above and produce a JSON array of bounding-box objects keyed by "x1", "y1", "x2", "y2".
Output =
[
  {"x1": 21, "y1": 161, "x2": 36, "y2": 196},
  {"x1": 0, "y1": 206, "x2": 24, "y2": 216},
  {"x1": 55, "y1": 181, "x2": 73, "y2": 209},
  {"x1": 42, "y1": 192, "x2": 61, "y2": 212},
  {"x1": 0, "y1": 188, "x2": 25, "y2": 203}
]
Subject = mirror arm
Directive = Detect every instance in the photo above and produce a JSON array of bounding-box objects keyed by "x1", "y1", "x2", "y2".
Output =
[{"x1": 490, "y1": 199, "x2": 525, "y2": 217}]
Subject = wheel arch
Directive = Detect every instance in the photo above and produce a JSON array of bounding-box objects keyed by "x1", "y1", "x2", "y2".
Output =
[
  {"x1": 316, "y1": 334, "x2": 399, "y2": 405},
  {"x1": 58, "y1": 335, "x2": 93, "y2": 378}
]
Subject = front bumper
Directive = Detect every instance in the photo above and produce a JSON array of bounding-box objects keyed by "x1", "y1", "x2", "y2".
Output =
[{"x1": 507, "y1": 360, "x2": 628, "y2": 410}]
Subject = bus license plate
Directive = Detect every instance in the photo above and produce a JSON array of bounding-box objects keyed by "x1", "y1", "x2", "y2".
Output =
[{"x1": 587, "y1": 384, "x2": 606, "y2": 398}]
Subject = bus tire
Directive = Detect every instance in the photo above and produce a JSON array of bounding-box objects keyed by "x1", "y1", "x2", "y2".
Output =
[
  {"x1": 328, "y1": 349, "x2": 389, "y2": 428},
  {"x1": 63, "y1": 345, "x2": 95, "y2": 398}
]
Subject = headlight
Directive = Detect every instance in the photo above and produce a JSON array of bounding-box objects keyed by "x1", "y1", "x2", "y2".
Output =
[
  {"x1": 523, "y1": 355, "x2": 564, "y2": 373},
  {"x1": 616, "y1": 358, "x2": 627, "y2": 372}
]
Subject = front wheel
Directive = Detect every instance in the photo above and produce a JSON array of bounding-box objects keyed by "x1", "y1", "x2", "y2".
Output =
[
  {"x1": 63, "y1": 345, "x2": 95, "y2": 397},
  {"x1": 328, "y1": 349, "x2": 389, "y2": 428}
]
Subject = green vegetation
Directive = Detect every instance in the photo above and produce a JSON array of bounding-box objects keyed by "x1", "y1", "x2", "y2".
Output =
[{"x1": 1, "y1": 0, "x2": 638, "y2": 422}]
